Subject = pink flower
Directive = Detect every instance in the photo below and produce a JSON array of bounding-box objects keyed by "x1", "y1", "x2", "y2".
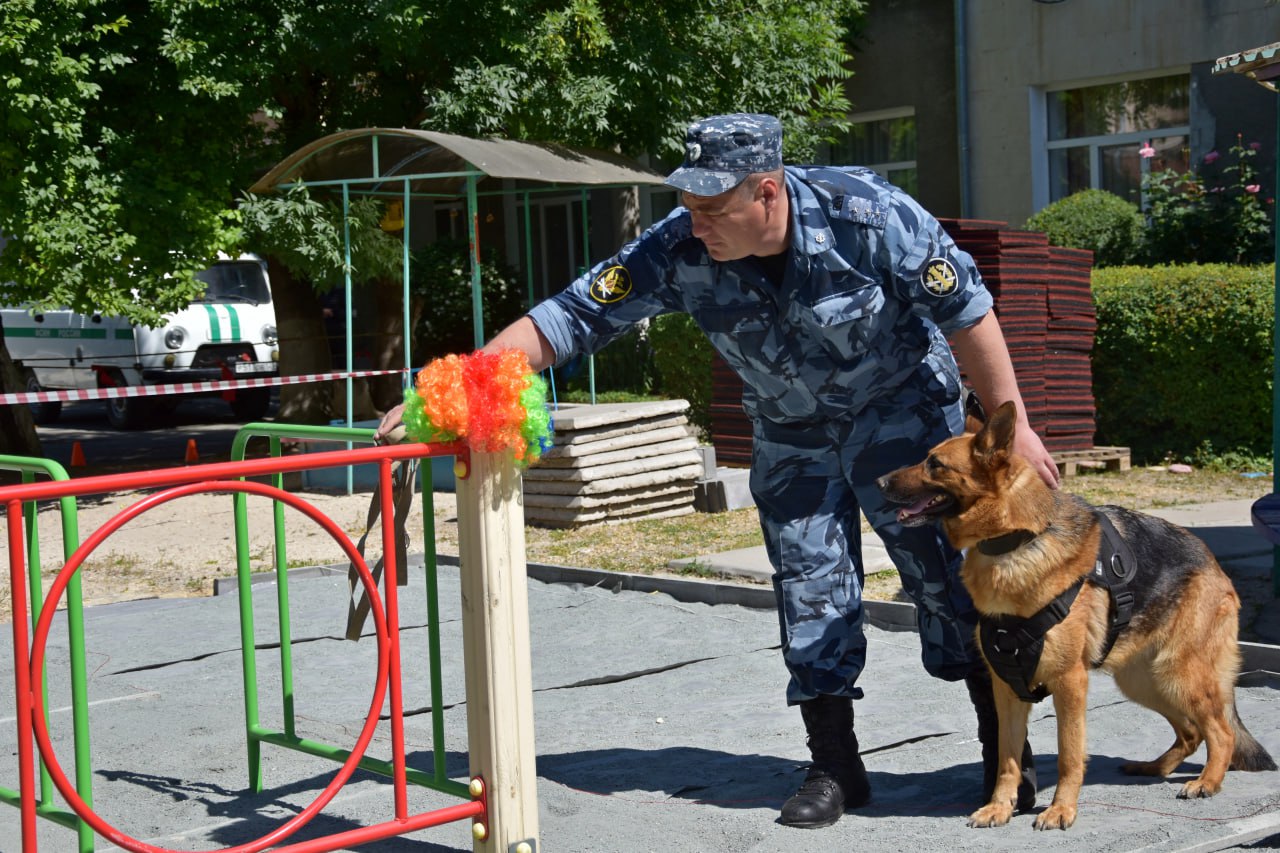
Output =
[
  {"x1": 1203, "y1": 150, "x2": 1220, "y2": 164},
  {"x1": 1245, "y1": 184, "x2": 1261, "y2": 193},
  {"x1": 1250, "y1": 141, "x2": 1262, "y2": 151},
  {"x1": 1138, "y1": 141, "x2": 1155, "y2": 158}
]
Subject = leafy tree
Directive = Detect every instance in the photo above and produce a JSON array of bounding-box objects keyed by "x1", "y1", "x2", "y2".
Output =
[
  {"x1": 1, "y1": 0, "x2": 866, "y2": 439},
  {"x1": 0, "y1": 1, "x2": 252, "y2": 322}
]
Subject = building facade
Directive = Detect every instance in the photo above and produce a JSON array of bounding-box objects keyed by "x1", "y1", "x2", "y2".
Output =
[{"x1": 838, "y1": 0, "x2": 1278, "y2": 226}]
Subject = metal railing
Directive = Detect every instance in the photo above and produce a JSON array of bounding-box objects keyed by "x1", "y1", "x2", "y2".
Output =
[
  {"x1": 226, "y1": 424, "x2": 460, "y2": 798},
  {"x1": 1, "y1": 438, "x2": 538, "y2": 851},
  {"x1": 0, "y1": 455, "x2": 93, "y2": 852}
]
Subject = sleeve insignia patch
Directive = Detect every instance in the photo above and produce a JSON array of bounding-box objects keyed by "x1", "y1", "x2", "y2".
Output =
[
  {"x1": 590, "y1": 265, "x2": 633, "y2": 304},
  {"x1": 922, "y1": 258, "x2": 958, "y2": 297}
]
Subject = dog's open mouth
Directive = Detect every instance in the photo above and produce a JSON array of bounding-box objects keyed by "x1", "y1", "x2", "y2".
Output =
[{"x1": 893, "y1": 492, "x2": 955, "y2": 526}]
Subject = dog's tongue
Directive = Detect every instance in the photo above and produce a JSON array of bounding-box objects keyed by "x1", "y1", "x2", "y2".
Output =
[{"x1": 897, "y1": 496, "x2": 935, "y2": 521}]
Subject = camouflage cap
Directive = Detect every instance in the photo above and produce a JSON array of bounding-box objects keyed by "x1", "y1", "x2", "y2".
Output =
[{"x1": 664, "y1": 113, "x2": 783, "y2": 197}]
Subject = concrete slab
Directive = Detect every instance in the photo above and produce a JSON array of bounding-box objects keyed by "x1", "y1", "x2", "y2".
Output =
[
  {"x1": 523, "y1": 449, "x2": 703, "y2": 483},
  {"x1": 538, "y1": 435, "x2": 697, "y2": 468},
  {"x1": 548, "y1": 400, "x2": 690, "y2": 432}
]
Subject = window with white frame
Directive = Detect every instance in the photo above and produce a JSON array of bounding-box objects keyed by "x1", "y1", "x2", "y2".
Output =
[
  {"x1": 819, "y1": 108, "x2": 918, "y2": 195},
  {"x1": 1045, "y1": 73, "x2": 1190, "y2": 206}
]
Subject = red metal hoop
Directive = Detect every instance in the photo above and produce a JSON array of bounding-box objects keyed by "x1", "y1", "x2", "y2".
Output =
[{"x1": 26, "y1": 480, "x2": 392, "y2": 853}]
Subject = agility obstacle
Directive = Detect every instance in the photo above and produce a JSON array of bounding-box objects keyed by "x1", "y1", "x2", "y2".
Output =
[{"x1": 0, "y1": 433, "x2": 540, "y2": 852}]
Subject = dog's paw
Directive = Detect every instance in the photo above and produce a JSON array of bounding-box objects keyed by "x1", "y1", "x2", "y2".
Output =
[
  {"x1": 967, "y1": 803, "x2": 1013, "y2": 828},
  {"x1": 1033, "y1": 803, "x2": 1077, "y2": 830},
  {"x1": 1178, "y1": 779, "x2": 1221, "y2": 799}
]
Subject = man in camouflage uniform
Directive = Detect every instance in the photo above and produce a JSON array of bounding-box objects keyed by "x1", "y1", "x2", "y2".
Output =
[{"x1": 380, "y1": 113, "x2": 1057, "y2": 827}]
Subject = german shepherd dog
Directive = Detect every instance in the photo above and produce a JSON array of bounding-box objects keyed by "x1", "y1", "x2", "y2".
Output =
[{"x1": 877, "y1": 401, "x2": 1276, "y2": 830}]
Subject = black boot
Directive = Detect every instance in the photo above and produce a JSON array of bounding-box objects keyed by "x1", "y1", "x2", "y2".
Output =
[
  {"x1": 779, "y1": 694, "x2": 871, "y2": 828},
  {"x1": 965, "y1": 667, "x2": 1036, "y2": 812}
]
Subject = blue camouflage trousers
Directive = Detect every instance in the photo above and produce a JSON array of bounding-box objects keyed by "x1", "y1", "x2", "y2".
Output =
[{"x1": 749, "y1": 387, "x2": 980, "y2": 705}]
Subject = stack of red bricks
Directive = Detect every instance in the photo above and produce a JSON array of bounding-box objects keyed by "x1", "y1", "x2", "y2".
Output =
[
  {"x1": 940, "y1": 220, "x2": 1051, "y2": 437},
  {"x1": 940, "y1": 219, "x2": 1100, "y2": 454},
  {"x1": 708, "y1": 220, "x2": 1098, "y2": 466},
  {"x1": 709, "y1": 357, "x2": 753, "y2": 466}
]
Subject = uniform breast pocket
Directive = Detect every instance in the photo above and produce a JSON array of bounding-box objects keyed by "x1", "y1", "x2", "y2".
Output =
[{"x1": 804, "y1": 284, "x2": 885, "y2": 360}]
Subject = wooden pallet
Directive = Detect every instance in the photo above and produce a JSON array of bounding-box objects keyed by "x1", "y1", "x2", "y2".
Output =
[{"x1": 1054, "y1": 446, "x2": 1131, "y2": 477}]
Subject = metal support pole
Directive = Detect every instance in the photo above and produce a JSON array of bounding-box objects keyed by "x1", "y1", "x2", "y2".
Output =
[
  {"x1": 1272, "y1": 92, "x2": 1280, "y2": 596},
  {"x1": 342, "y1": 183, "x2": 355, "y2": 494},
  {"x1": 467, "y1": 175, "x2": 484, "y2": 349},
  {"x1": 403, "y1": 178, "x2": 413, "y2": 386}
]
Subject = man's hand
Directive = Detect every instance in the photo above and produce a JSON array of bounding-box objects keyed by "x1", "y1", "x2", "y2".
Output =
[
  {"x1": 1014, "y1": 421, "x2": 1060, "y2": 489},
  {"x1": 374, "y1": 402, "x2": 406, "y2": 444}
]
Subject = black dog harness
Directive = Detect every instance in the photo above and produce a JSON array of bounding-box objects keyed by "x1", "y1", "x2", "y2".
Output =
[{"x1": 977, "y1": 513, "x2": 1137, "y2": 703}]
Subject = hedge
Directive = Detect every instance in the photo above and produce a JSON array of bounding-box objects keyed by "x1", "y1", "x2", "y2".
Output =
[{"x1": 1091, "y1": 264, "x2": 1274, "y2": 463}]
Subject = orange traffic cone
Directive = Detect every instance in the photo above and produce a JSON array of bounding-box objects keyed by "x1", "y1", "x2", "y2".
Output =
[
  {"x1": 70, "y1": 441, "x2": 86, "y2": 467},
  {"x1": 184, "y1": 438, "x2": 199, "y2": 464}
]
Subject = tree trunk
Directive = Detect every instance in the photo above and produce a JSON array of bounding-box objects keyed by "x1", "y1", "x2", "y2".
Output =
[
  {"x1": 0, "y1": 334, "x2": 43, "y2": 460},
  {"x1": 370, "y1": 276, "x2": 410, "y2": 412},
  {"x1": 269, "y1": 258, "x2": 337, "y2": 424}
]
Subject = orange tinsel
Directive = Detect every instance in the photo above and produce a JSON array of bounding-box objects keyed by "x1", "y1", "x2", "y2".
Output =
[
  {"x1": 414, "y1": 353, "x2": 469, "y2": 438},
  {"x1": 411, "y1": 349, "x2": 541, "y2": 462}
]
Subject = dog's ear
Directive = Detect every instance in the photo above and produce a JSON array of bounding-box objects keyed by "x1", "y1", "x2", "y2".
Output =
[
  {"x1": 972, "y1": 400, "x2": 1018, "y2": 465},
  {"x1": 962, "y1": 388, "x2": 986, "y2": 434}
]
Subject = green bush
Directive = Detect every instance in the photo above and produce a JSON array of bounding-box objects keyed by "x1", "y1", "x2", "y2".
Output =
[
  {"x1": 1092, "y1": 263, "x2": 1274, "y2": 463},
  {"x1": 1140, "y1": 136, "x2": 1273, "y2": 266},
  {"x1": 1024, "y1": 189, "x2": 1144, "y2": 267},
  {"x1": 410, "y1": 239, "x2": 527, "y2": 361},
  {"x1": 557, "y1": 326, "x2": 659, "y2": 399},
  {"x1": 648, "y1": 313, "x2": 714, "y2": 440}
]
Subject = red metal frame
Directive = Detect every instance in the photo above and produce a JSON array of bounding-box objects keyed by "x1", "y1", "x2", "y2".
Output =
[{"x1": 3, "y1": 441, "x2": 486, "y2": 852}]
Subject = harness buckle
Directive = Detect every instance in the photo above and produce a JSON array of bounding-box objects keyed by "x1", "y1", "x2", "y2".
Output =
[
  {"x1": 1112, "y1": 589, "x2": 1135, "y2": 627},
  {"x1": 992, "y1": 628, "x2": 1020, "y2": 655}
]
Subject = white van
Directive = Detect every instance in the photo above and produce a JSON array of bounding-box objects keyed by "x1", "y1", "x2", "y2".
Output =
[{"x1": 1, "y1": 255, "x2": 279, "y2": 428}]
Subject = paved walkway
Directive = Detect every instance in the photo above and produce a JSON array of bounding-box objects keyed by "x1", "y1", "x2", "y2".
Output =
[
  {"x1": 672, "y1": 497, "x2": 1280, "y2": 645},
  {"x1": 0, "y1": 499, "x2": 1277, "y2": 852}
]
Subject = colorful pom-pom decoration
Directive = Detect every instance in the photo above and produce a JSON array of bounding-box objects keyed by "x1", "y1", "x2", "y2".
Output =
[{"x1": 402, "y1": 349, "x2": 553, "y2": 467}]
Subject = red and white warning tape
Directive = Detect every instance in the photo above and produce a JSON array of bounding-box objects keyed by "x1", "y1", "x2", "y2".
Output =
[{"x1": 0, "y1": 368, "x2": 408, "y2": 406}]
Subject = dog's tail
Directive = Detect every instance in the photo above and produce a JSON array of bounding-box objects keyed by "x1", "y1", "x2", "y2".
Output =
[{"x1": 1230, "y1": 705, "x2": 1278, "y2": 771}]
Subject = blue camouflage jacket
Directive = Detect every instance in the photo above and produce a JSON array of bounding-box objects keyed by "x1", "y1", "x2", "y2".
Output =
[{"x1": 527, "y1": 165, "x2": 993, "y2": 425}]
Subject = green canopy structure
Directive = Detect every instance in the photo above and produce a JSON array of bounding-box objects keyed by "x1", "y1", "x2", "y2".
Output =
[{"x1": 250, "y1": 127, "x2": 667, "y2": 417}]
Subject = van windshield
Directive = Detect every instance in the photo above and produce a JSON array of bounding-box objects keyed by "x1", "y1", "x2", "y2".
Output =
[{"x1": 194, "y1": 261, "x2": 271, "y2": 304}]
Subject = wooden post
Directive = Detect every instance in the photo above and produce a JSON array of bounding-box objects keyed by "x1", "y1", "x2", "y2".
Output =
[{"x1": 455, "y1": 451, "x2": 539, "y2": 853}]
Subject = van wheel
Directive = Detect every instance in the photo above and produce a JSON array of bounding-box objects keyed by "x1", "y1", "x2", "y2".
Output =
[
  {"x1": 22, "y1": 369, "x2": 62, "y2": 425},
  {"x1": 105, "y1": 392, "x2": 151, "y2": 430},
  {"x1": 229, "y1": 388, "x2": 271, "y2": 421}
]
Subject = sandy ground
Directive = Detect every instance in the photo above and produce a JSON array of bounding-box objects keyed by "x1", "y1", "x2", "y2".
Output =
[{"x1": 1, "y1": 488, "x2": 461, "y2": 621}]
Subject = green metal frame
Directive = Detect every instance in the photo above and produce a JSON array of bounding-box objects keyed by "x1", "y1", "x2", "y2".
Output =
[
  {"x1": 274, "y1": 134, "x2": 661, "y2": 453},
  {"x1": 0, "y1": 456, "x2": 93, "y2": 852},
  {"x1": 228, "y1": 423, "x2": 466, "y2": 798}
]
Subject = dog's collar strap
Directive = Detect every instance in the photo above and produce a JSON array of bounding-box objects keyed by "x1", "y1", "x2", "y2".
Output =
[
  {"x1": 979, "y1": 579, "x2": 1084, "y2": 704},
  {"x1": 1086, "y1": 511, "x2": 1138, "y2": 665},
  {"x1": 976, "y1": 529, "x2": 1037, "y2": 556}
]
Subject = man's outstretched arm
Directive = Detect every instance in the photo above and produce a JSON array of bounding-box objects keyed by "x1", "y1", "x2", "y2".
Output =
[{"x1": 948, "y1": 311, "x2": 1060, "y2": 489}]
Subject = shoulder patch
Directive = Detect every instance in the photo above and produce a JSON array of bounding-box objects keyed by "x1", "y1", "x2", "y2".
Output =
[
  {"x1": 589, "y1": 265, "x2": 632, "y2": 304},
  {"x1": 922, "y1": 258, "x2": 958, "y2": 297}
]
